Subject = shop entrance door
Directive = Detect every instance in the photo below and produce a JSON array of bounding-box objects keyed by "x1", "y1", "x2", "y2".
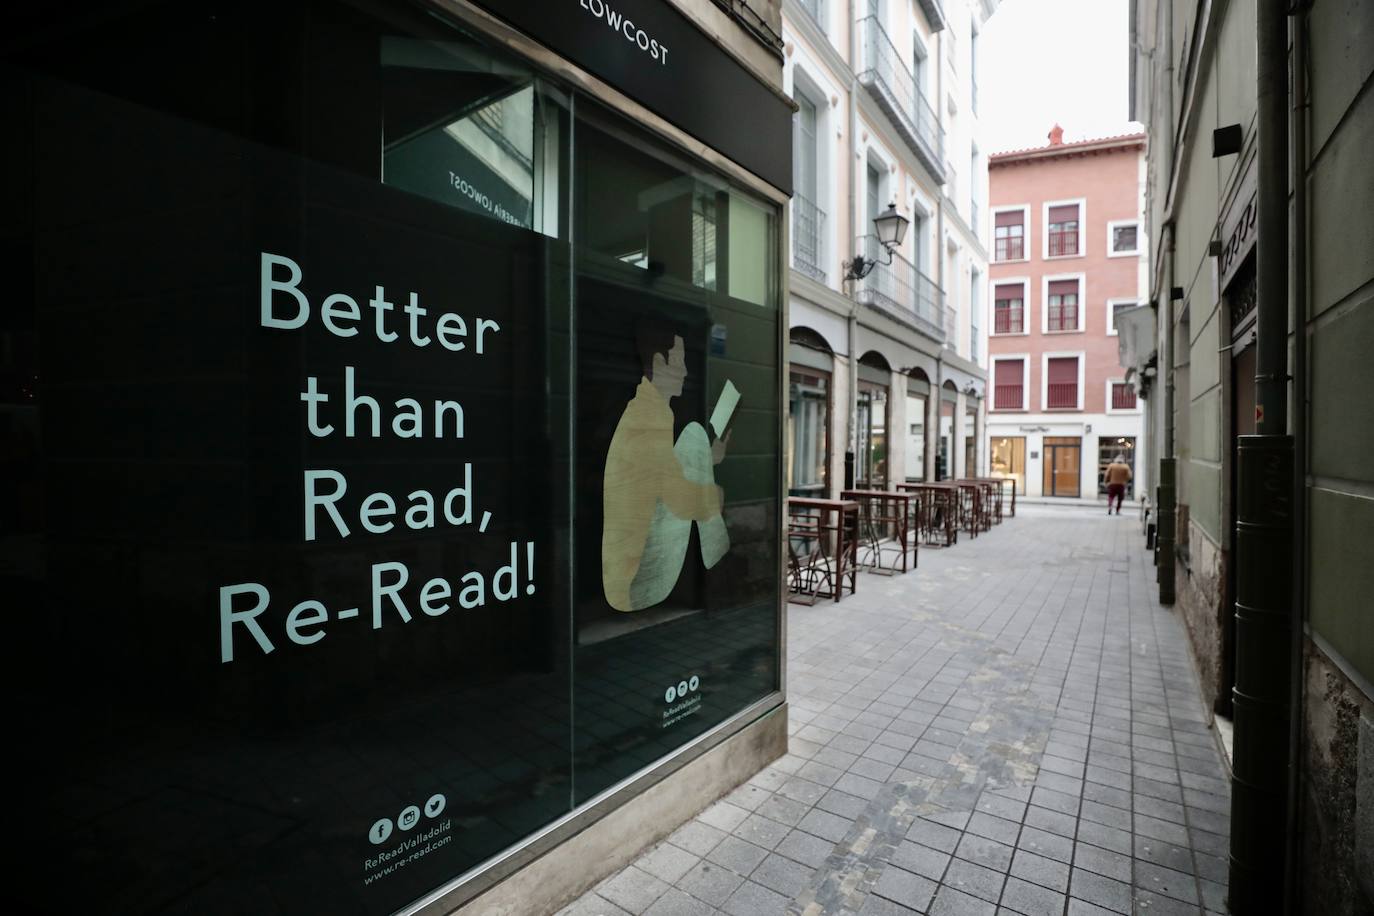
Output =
[{"x1": 1043, "y1": 436, "x2": 1081, "y2": 498}]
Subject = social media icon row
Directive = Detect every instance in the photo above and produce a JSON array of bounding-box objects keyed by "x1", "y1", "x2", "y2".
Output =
[
  {"x1": 369, "y1": 793, "x2": 446, "y2": 844},
  {"x1": 664, "y1": 674, "x2": 700, "y2": 704}
]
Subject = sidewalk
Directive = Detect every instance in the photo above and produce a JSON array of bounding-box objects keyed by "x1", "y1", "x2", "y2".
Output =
[{"x1": 562, "y1": 506, "x2": 1230, "y2": 916}]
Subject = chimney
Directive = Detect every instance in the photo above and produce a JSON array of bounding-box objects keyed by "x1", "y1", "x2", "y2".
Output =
[{"x1": 1048, "y1": 123, "x2": 1064, "y2": 146}]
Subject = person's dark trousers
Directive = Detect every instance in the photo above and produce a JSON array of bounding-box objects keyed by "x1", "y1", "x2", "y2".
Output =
[{"x1": 1107, "y1": 483, "x2": 1125, "y2": 513}]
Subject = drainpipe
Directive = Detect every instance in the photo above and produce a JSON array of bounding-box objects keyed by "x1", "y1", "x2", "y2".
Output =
[
  {"x1": 1228, "y1": 0, "x2": 1294, "y2": 911},
  {"x1": 1283, "y1": 3, "x2": 1310, "y2": 910},
  {"x1": 1156, "y1": 223, "x2": 1176, "y2": 606},
  {"x1": 845, "y1": 0, "x2": 860, "y2": 491}
]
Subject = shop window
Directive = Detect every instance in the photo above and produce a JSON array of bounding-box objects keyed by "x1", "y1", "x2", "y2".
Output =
[
  {"x1": 857, "y1": 381, "x2": 889, "y2": 489},
  {"x1": 1097, "y1": 436, "x2": 1136, "y2": 497},
  {"x1": 2, "y1": 6, "x2": 781, "y2": 913},
  {"x1": 990, "y1": 436, "x2": 1025, "y2": 495},
  {"x1": 789, "y1": 369, "x2": 830, "y2": 495},
  {"x1": 905, "y1": 394, "x2": 927, "y2": 480}
]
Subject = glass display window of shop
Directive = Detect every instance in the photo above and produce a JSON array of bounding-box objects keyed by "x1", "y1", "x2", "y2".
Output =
[
  {"x1": 2, "y1": 4, "x2": 782, "y2": 914},
  {"x1": 856, "y1": 354, "x2": 892, "y2": 490},
  {"x1": 1097, "y1": 436, "x2": 1137, "y2": 498},
  {"x1": 990, "y1": 436, "x2": 1026, "y2": 495},
  {"x1": 788, "y1": 329, "x2": 833, "y2": 497},
  {"x1": 963, "y1": 402, "x2": 978, "y2": 476},
  {"x1": 938, "y1": 391, "x2": 957, "y2": 479},
  {"x1": 905, "y1": 371, "x2": 930, "y2": 481},
  {"x1": 1043, "y1": 436, "x2": 1083, "y2": 497}
]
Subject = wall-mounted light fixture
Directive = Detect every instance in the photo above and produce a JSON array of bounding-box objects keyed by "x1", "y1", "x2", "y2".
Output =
[{"x1": 843, "y1": 203, "x2": 910, "y2": 281}]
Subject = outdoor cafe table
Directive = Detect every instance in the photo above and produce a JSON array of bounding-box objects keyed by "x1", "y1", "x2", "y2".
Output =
[
  {"x1": 963, "y1": 478, "x2": 1003, "y2": 523},
  {"x1": 974, "y1": 476, "x2": 1015, "y2": 518},
  {"x1": 840, "y1": 489, "x2": 915, "y2": 574},
  {"x1": 786, "y1": 497, "x2": 859, "y2": 603},
  {"x1": 953, "y1": 480, "x2": 987, "y2": 537},
  {"x1": 896, "y1": 482, "x2": 959, "y2": 548}
]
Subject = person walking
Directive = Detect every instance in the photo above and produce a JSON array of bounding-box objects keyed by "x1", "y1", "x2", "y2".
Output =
[{"x1": 1104, "y1": 454, "x2": 1133, "y2": 515}]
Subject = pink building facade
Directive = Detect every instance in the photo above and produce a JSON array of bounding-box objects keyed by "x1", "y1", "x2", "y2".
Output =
[{"x1": 985, "y1": 128, "x2": 1147, "y2": 503}]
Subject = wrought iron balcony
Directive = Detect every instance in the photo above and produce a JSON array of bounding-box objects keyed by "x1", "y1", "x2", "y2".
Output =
[
  {"x1": 792, "y1": 193, "x2": 827, "y2": 283},
  {"x1": 855, "y1": 16, "x2": 945, "y2": 180},
  {"x1": 943, "y1": 304, "x2": 957, "y2": 349},
  {"x1": 852, "y1": 235, "x2": 946, "y2": 343}
]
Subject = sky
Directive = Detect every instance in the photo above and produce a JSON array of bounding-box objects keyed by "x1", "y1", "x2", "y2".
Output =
[{"x1": 980, "y1": 0, "x2": 1143, "y2": 154}]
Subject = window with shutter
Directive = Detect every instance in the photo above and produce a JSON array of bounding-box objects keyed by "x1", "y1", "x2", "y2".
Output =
[
  {"x1": 993, "y1": 283, "x2": 1024, "y2": 333},
  {"x1": 1046, "y1": 356, "x2": 1079, "y2": 409},
  {"x1": 993, "y1": 359, "x2": 1024, "y2": 410},
  {"x1": 1047, "y1": 203, "x2": 1080, "y2": 256},
  {"x1": 1046, "y1": 278, "x2": 1080, "y2": 331},
  {"x1": 994, "y1": 209, "x2": 1024, "y2": 261}
]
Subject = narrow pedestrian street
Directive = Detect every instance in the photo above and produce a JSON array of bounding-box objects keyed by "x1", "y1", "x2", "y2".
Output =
[{"x1": 564, "y1": 507, "x2": 1231, "y2": 916}]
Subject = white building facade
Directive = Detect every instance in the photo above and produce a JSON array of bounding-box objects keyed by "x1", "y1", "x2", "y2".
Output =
[{"x1": 782, "y1": 0, "x2": 999, "y2": 498}]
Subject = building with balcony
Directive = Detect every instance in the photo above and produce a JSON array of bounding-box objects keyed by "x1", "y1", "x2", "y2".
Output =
[
  {"x1": 783, "y1": 0, "x2": 999, "y2": 496},
  {"x1": 984, "y1": 126, "x2": 1147, "y2": 503}
]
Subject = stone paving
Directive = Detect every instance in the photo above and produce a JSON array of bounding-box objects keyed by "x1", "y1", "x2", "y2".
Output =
[{"x1": 562, "y1": 504, "x2": 1232, "y2": 916}]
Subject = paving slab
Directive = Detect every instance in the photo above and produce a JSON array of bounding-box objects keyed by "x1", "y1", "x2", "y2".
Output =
[{"x1": 562, "y1": 506, "x2": 1231, "y2": 916}]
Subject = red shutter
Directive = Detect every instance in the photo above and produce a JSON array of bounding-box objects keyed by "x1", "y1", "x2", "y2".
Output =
[
  {"x1": 995, "y1": 210, "x2": 1022, "y2": 228},
  {"x1": 995, "y1": 359, "x2": 1021, "y2": 386},
  {"x1": 1047, "y1": 279, "x2": 1078, "y2": 298},
  {"x1": 1047, "y1": 357, "x2": 1077, "y2": 384},
  {"x1": 994, "y1": 283, "x2": 1023, "y2": 303},
  {"x1": 1048, "y1": 204, "x2": 1079, "y2": 223}
]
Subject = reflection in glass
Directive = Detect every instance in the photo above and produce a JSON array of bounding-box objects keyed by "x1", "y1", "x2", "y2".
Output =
[
  {"x1": 789, "y1": 370, "x2": 829, "y2": 495},
  {"x1": 1097, "y1": 436, "x2": 1136, "y2": 498},
  {"x1": 857, "y1": 382, "x2": 888, "y2": 489},
  {"x1": 990, "y1": 436, "x2": 1026, "y2": 495}
]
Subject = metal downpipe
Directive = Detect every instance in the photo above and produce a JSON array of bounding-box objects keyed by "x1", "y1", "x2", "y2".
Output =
[
  {"x1": 1228, "y1": 0, "x2": 1295, "y2": 910},
  {"x1": 1156, "y1": 224, "x2": 1176, "y2": 605},
  {"x1": 1282, "y1": 2, "x2": 1311, "y2": 910}
]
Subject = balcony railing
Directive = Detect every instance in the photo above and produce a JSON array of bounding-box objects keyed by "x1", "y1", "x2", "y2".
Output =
[
  {"x1": 852, "y1": 235, "x2": 946, "y2": 343},
  {"x1": 1112, "y1": 384, "x2": 1138, "y2": 410},
  {"x1": 1047, "y1": 304, "x2": 1078, "y2": 332},
  {"x1": 1046, "y1": 382, "x2": 1079, "y2": 409},
  {"x1": 1048, "y1": 229, "x2": 1079, "y2": 257},
  {"x1": 855, "y1": 16, "x2": 945, "y2": 179},
  {"x1": 792, "y1": 194, "x2": 827, "y2": 282},
  {"x1": 943, "y1": 302, "x2": 957, "y2": 349},
  {"x1": 993, "y1": 306, "x2": 1024, "y2": 334},
  {"x1": 994, "y1": 236, "x2": 1024, "y2": 261},
  {"x1": 993, "y1": 385, "x2": 1023, "y2": 410},
  {"x1": 798, "y1": 0, "x2": 826, "y2": 30}
]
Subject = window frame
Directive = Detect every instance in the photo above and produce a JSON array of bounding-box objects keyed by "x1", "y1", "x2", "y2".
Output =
[
  {"x1": 990, "y1": 276, "x2": 1030, "y2": 336},
  {"x1": 1106, "y1": 297, "x2": 1137, "y2": 336},
  {"x1": 990, "y1": 354, "x2": 1029, "y2": 411},
  {"x1": 1041, "y1": 351, "x2": 1085, "y2": 411},
  {"x1": 1042, "y1": 197, "x2": 1086, "y2": 260},
  {"x1": 991, "y1": 204, "x2": 1030, "y2": 263},
  {"x1": 1106, "y1": 219, "x2": 1142, "y2": 258},
  {"x1": 1041, "y1": 272, "x2": 1086, "y2": 334},
  {"x1": 1105, "y1": 378, "x2": 1141, "y2": 414}
]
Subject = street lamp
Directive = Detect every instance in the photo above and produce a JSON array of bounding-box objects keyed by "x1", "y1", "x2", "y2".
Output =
[{"x1": 843, "y1": 203, "x2": 910, "y2": 281}]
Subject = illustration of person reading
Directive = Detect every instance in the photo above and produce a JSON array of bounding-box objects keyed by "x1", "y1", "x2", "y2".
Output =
[{"x1": 602, "y1": 323, "x2": 740, "y2": 612}]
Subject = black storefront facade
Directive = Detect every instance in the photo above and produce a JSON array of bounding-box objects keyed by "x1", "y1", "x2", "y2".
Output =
[{"x1": 2, "y1": 1, "x2": 792, "y2": 913}]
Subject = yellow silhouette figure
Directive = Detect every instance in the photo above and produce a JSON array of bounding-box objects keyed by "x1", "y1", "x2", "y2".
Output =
[{"x1": 602, "y1": 330, "x2": 737, "y2": 612}]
